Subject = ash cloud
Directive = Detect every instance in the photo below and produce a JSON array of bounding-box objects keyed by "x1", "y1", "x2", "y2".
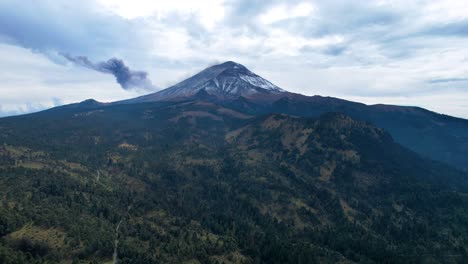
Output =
[{"x1": 62, "y1": 54, "x2": 156, "y2": 90}]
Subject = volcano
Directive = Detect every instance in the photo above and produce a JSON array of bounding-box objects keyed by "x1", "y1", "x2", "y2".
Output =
[{"x1": 123, "y1": 61, "x2": 286, "y2": 103}]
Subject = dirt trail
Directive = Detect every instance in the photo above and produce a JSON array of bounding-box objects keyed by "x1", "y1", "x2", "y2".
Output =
[{"x1": 112, "y1": 205, "x2": 132, "y2": 264}]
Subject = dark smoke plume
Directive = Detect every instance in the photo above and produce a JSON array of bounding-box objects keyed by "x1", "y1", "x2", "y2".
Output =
[{"x1": 62, "y1": 54, "x2": 156, "y2": 90}]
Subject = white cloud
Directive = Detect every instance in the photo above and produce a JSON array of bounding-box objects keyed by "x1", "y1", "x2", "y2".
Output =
[
  {"x1": 422, "y1": 0, "x2": 468, "y2": 23},
  {"x1": 264, "y1": 29, "x2": 344, "y2": 56},
  {"x1": 96, "y1": 0, "x2": 226, "y2": 30},
  {"x1": 150, "y1": 26, "x2": 194, "y2": 59},
  {"x1": 259, "y1": 2, "x2": 315, "y2": 24}
]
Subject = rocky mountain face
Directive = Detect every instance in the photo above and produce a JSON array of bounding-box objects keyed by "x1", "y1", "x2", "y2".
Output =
[
  {"x1": 118, "y1": 61, "x2": 468, "y2": 171},
  {"x1": 123, "y1": 61, "x2": 285, "y2": 103}
]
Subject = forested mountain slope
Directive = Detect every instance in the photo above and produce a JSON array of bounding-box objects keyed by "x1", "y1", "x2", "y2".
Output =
[
  {"x1": 0, "y1": 99, "x2": 467, "y2": 263},
  {"x1": 115, "y1": 61, "x2": 468, "y2": 171}
]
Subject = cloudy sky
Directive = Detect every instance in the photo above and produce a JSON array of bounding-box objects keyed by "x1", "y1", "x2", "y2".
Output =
[{"x1": 1, "y1": 0, "x2": 468, "y2": 118}]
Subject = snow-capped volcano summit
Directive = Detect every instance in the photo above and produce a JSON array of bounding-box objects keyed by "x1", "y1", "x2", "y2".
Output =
[{"x1": 125, "y1": 61, "x2": 286, "y2": 103}]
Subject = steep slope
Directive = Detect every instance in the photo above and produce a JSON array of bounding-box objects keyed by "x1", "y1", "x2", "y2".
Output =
[
  {"x1": 0, "y1": 100, "x2": 468, "y2": 263},
  {"x1": 115, "y1": 61, "x2": 468, "y2": 171},
  {"x1": 267, "y1": 96, "x2": 468, "y2": 170},
  {"x1": 123, "y1": 61, "x2": 285, "y2": 103}
]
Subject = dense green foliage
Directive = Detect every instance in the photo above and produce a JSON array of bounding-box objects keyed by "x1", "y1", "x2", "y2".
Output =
[
  {"x1": 0, "y1": 100, "x2": 467, "y2": 263},
  {"x1": 264, "y1": 96, "x2": 468, "y2": 171},
  {"x1": 218, "y1": 95, "x2": 468, "y2": 171}
]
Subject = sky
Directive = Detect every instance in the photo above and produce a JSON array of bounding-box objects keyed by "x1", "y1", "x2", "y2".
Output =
[{"x1": 1, "y1": 0, "x2": 468, "y2": 118}]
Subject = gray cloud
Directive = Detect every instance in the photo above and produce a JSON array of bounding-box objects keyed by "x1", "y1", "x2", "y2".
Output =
[
  {"x1": 0, "y1": 0, "x2": 152, "y2": 64},
  {"x1": 421, "y1": 20, "x2": 468, "y2": 37},
  {"x1": 428, "y1": 78, "x2": 468, "y2": 84},
  {"x1": 62, "y1": 54, "x2": 156, "y2": 90}
]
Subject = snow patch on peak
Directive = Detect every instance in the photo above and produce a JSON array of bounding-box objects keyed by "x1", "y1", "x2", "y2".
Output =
[
  {"x1": 239, "y1": 74, "x2": 285, "y2": 92},
  {"x1": 123, "y1": 61, "x2": 288, "y2": 103}
]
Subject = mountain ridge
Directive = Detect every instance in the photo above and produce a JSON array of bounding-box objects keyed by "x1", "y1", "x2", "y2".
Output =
[{"x1": 38, "y1": 61, "x2": 468, "y2": 171}]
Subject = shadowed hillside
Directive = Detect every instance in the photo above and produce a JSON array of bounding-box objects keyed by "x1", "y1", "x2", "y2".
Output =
[{"x1": 1, "y1": 99, "x2": 467, "y2": 263}]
